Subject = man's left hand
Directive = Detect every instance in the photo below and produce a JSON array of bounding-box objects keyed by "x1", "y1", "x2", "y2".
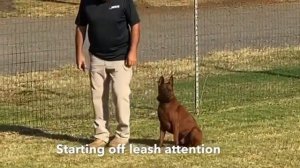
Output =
[{"x1": 126, "y1": 51, "x2": 137, "y2": 67}]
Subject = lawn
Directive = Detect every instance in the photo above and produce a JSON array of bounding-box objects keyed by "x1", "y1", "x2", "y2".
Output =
[{"x1": 0, "y1": 46, "x2": 299, "y2": 167}]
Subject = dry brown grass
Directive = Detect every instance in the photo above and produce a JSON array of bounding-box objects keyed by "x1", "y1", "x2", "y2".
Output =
[
  {"x1": 203, "y1": 46, "x2": 300, "y2": 72},
  {"x1": 0, "y1": 67, "x2": 88, "y2": 104},
  {"x1": 0, "y1": 0, "x2": 79, "y2": 17},
  {"x1": 1, "y1": 46, "x2": 299, "y2": 104}
]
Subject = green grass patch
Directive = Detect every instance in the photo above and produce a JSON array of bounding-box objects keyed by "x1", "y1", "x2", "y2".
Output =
[
  {"x1": 0, "y1": 94, "x2": 299, "y2": 167},
  {"x1": 200, "y1": 66, "x2": 300, "y2": 113}
]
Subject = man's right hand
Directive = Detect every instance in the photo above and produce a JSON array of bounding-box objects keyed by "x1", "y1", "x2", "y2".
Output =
[
  {"x1": 76, "y1": 53, "x2": 86, "y2": 72},
  {"x1": 75, "y1": 25, "x2": 87, "y2": 72}
]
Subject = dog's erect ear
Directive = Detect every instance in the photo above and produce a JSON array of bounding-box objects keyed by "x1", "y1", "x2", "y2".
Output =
[
  {"x1": 169, "y1": 75, "x2": 174, "y2": 88},
  {"x1": 158, "y1": 76, "x2": 164, "y2": 85}
]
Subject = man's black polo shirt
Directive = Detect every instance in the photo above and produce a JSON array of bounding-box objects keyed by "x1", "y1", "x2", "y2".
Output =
[{"x1": 75, "y1": 0, "x2": 140, "y2": 61}]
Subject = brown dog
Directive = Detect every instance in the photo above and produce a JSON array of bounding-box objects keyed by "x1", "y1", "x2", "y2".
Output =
[{"x1": 157, "y1": 75, "x2": 203, "y2": 147}]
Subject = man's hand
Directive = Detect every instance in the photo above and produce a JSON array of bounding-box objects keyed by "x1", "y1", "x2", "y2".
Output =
[
  {"x1": 126, "y1": 50, "x2": 137, "y2": 67},
  {"x1": 76, "y1": 53, "x2": 86, "y2": 72},
  {"x1": 126, "y1": 23, "x2": 140, "y2": 67},
  {"x1": 75, "y1": 25, "x2": 87, "y2": 72}
]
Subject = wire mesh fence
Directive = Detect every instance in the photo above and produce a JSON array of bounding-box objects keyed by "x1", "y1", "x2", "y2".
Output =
[
  {"x1": 198, "y1": 2, "x2": 300, "y2": 115},
  {"x1": 0, "y1": 0, "x2": 196, "y2": 137},
  {"x1": 0, "y1": 0, "x2": 299, "y2": 139}
]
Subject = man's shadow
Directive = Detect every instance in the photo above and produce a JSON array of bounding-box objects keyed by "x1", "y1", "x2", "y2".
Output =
[
  {"x1": 0, "y1": 124, "x2": 171, "y2": 146},
  {"x1": 0, "y1": 124, "x2": 91, "y2": 144}
]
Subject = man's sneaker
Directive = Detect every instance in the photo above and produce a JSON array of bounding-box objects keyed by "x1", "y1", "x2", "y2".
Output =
[
  {"x1": 87, "y1": 139, "x2": 108, "y2": 148},
  {"x1": 108, "y1": 137, "x2": 129, "y2": 147}
]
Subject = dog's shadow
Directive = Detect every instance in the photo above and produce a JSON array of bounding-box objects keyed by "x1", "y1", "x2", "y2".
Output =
[{"x1": 0, "y1": 124, "x2": 173, "y2": 146}]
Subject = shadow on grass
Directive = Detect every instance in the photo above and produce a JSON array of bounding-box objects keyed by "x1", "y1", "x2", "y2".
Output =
[
  {"x1": 40, "y1": 0, "x2": 79, "y2": 5},
  {"x1": 131, "y1": 104, "x2": 156, "y2": 111},
  {"x1": 0, "y1": 124, "x2": 91, "y2": 144},
  {"x1": 0, "y1": 124, "x2": 169, "y2": 146},
  {"x1": 129, "y1": 138, "x2": 173, "y2": 146},
  {"x1": 214, "y1": 66, "x2": 300, "y2": 79}
]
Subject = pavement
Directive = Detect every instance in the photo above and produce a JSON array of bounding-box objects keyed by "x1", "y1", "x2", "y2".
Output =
[{"x1": 0, "y1": 2, "x2": 299, "y2": 74}]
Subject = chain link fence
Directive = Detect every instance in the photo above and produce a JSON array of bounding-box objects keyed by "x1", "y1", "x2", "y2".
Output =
[
  {"x1": 0, "y1": 0, "x2": 299, "y2": 139},
  {"x1": 198, "y1": 1, "x2": 300, "y2": 115},
  {"x1": 0, "y1": 0, "x2": 196, "y2": 137}
]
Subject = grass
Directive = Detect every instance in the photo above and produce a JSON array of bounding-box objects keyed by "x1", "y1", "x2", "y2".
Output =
[
  {"x1": 0, "y1": 0, "x2": 79, "y2": 17},
  {"x1": 0, "y1": 46, "x2": 299, "y2": 167}
]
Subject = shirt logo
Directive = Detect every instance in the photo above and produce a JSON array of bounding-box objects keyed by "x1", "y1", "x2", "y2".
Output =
[{"x1": 109, "y1": 5, "x2": 120, "y2": 10}]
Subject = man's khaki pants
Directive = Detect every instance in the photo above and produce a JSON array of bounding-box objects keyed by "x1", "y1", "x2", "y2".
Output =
[{"x1": 89, "y1": 54, "x2": 132, "y2": 143}]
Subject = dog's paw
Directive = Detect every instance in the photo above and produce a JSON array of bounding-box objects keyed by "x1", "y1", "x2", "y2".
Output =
[{"x1": 157, "y1": 143, "x2": 166, "y2": 148}]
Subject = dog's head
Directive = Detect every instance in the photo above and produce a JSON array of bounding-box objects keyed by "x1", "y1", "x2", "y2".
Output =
[{"x1": 157, "y1": 75, "x2": 175, "y2": 103}]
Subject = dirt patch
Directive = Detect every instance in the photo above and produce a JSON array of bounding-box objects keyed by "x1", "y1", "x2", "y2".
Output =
[{"x1": 0, "y1": 0, "x2": 16, "y2": 12}]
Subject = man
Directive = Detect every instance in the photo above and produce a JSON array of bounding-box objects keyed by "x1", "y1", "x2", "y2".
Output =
[{"x1": 75, "y1": 0, "x2": 140, "y2": 147}]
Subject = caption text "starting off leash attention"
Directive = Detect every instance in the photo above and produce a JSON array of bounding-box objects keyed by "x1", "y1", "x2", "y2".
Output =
[{"x1": 57, "y1": 144, "x2": 221, "y2": 156}]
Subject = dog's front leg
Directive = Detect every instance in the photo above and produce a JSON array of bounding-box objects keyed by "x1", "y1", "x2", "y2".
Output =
[
  {"x1": 159, "y1": 128, "x2": 166, "y2": 147},
  {"x1": 173, "y1": 123, "x2": 179, "y2": 146}
]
